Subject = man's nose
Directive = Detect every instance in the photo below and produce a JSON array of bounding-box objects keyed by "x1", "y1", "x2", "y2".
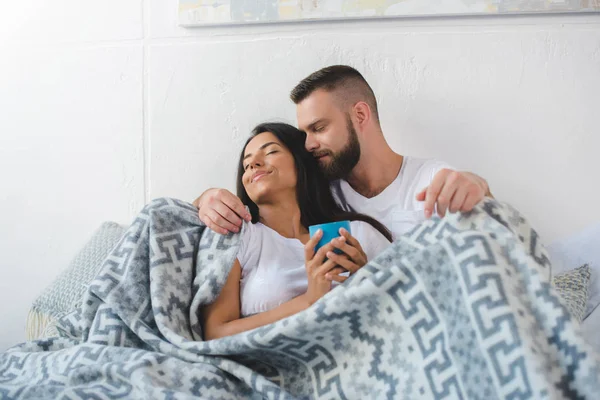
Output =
[{"x1": 305, "y1": 134, "x2": 319, "y2": 152}]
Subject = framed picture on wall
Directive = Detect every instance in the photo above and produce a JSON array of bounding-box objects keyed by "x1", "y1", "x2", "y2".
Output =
[{"x1": 178, "y1": 0, "x2": 600, "y2": 27}]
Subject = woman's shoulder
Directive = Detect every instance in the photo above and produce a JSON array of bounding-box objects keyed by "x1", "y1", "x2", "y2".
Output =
[
  {"x1": 238, "y1": 221, "x2": 304, "y2": 271},
  {"x1": 240, "y1": 220, "x2": 271, "y2": 239},
  {"x1": 241, "y1": 221, "x2": 302, "y2": 244},
  {"x1": 238, "y1": 221, "x2": 265, "y2": 267}
]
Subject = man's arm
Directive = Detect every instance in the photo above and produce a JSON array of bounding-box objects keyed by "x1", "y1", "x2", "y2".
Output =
[
  {"x1": 194, "y1": 188, "x2": 251, "y2": 234},
  {"x1": 416, "y1": 169, "x2": 492, "y2": 218}
]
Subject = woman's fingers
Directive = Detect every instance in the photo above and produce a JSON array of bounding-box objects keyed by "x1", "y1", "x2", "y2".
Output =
[
  {"x1": 304, "y1": 229, "x2": 322, "y2": 263},
  {"x1": 314, "y1": 258, "x2": 339, "y2": 278},
  {"x1": 325, "y1": 266, "x2": 347, "y2": 277},
  {"x1": 327, "y1": 274, "x2": 348, "y2": 283},
  {"x1": 325, "y1": 252, "x2": 358, "y2": 274},
  {"x1": 331, "y1": 234, "x2": 367, "y2": 268},
  {"x1": 339, "y1": 228, "x2": 364, "y2": 253},
  {"x1": 311, "y1": 242, "x2": 336, "y2": 267},
  {"x1": 331, "y1": 237, "x2": 360, "y2": 260}
]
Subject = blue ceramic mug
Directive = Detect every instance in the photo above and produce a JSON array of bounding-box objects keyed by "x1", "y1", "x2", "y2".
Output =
[{"x1": 308, "y1": 220, "x2": 351, "y2": 254}]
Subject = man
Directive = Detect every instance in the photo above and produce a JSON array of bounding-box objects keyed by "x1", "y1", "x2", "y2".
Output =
[{"x1": 194, "y1": 65, "x2": 491, "y2": 240}]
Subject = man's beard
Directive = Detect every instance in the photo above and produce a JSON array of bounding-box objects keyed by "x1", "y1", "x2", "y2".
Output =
[{"x1": 318, "y1": 115, "x2": 361, "y2": 181}]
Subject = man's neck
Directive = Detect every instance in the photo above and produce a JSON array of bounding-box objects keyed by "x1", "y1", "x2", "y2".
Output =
[
  {"x1": 258, "y1": 200, "x2": 307, "y2": 240},
  {"x1": 345, "y1": 147, "x2": 403, "y2": 199}
]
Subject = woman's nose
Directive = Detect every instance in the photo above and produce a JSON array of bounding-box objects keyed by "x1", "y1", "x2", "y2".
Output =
[{"x1": 249, "y1": 160, "x2": 262, "y2": 169}]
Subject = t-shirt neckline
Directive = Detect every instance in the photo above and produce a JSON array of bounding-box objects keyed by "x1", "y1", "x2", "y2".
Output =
[
  {"x1": 341, "y1": 156, "x2": 408, "y2": 204},
  {"x1": 256, "y1": 222, "x2": 306, "y2": 247}
]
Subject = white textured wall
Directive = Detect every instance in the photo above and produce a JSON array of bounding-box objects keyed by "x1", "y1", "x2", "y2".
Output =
[
  {"x1": 1, "y1": 1, "x2": 598, "y2": 350},
  {"x1": 0, "y1": 1, "x2": 146, "y2": 351}
]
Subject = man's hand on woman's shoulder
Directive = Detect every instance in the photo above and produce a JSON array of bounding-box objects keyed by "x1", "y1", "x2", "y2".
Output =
[{"x1": 194, "y1": 188, "x2": 251, "y2": 234}]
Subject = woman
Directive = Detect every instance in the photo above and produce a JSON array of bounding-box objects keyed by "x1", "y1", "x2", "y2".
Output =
[{"x1": 202, "y1": 123, "x2": 392, "y2": 340}]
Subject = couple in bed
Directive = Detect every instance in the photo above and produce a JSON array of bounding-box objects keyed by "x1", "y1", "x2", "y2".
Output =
[{"x1": 199, "y1": 65, "x2": 493, "y2": 340}]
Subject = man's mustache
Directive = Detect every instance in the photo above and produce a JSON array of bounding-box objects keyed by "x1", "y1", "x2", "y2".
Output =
[{"x1": 313, "y1": 151, "x2": 331, "y2": 158}]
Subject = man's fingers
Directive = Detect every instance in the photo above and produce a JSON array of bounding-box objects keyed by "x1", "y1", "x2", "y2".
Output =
[
  {"x1": 449, "y1": 185, "x2": 469, "y2": 213},
  {"x1": 437, "y1": 173, "x2": 460, "y2": 218},
  {"x1": 220, "y1": 191, "x2": 252, "y2": 222},
  {"x1": 418, "y1": 170, "x2": 488, "y2": 217},
  {"x1": 424, "y1": 170, "x2": 448, "y2": 218},
  {"x1": 462, "y1": 186, "x2": 484, "y2": 211},
  {"x1": 214, "y1": 203, "x2": 243, "y2": 231},
  {"x1": 203, "y1": 214, "x2": 229, "y2": 235},
  {"x1": 208, "y1": 209, "x2": 241, "y2": 233},
  {"x1": 197, "y1": 188, "x2": 248, "y2": 234}
]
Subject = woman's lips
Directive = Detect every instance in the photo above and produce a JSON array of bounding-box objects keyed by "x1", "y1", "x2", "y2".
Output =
[{"x1": 252, "y1": 171, "x2": 270, "y2": 183}]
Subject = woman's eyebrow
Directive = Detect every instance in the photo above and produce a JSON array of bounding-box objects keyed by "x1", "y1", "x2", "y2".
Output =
[{"x1": 243, "y1": 142, "x2": 281, "y2": 160}]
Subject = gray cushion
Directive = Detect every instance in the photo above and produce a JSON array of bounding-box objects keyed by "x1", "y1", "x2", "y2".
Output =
[
  {"x1": 552, "y1": 264, "x2": 591, "y2": 323},
  {"x1": 26, "y1": 221, "x2": 125, "y2": 339},
  {"x1": 547, "y1": 222, "x2": 600, "y2": 319}
]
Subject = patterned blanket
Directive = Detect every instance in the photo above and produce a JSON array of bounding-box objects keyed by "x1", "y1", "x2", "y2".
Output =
[{"x1": 1, "y1": 197, "x2": 598, "y2": 399}]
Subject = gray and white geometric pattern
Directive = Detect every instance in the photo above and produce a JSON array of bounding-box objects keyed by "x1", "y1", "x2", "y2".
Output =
[{"x1": 1, "y1": 197, "x2": 599, "y2": 399}]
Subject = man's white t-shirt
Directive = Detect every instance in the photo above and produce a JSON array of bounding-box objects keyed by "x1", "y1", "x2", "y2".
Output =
[
  {"x1": 237, "y1": 220, "x2": 390, "y2": 317},
  {"x1": 331, "y1": 157, "x2": 452, "y2": 241}
]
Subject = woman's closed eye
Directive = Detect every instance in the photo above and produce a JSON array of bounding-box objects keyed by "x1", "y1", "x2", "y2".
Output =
[{"x1": 243, "y1": 151, "x2": 277, "y2": 170}]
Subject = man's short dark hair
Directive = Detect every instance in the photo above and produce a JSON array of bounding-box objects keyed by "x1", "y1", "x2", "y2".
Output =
[{"x1": 290, "y1": 65, "x2": 379, "y2": 122}]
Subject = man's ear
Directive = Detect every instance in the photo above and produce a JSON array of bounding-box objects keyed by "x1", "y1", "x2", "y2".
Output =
[{"x1": 353, "y1": 101, "x2": 371, "y2": 129}]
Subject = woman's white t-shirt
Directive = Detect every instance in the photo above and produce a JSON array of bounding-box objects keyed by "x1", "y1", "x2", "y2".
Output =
[{"x1": 237, "y1": 220, "x2": 390, "y2": 317}]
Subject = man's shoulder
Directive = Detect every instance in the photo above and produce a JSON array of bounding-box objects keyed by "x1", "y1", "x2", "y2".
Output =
[
  {"x1": 403, "y1": 156, "x2": 453, "y2": 176},
  {"x1": 400, "y1": 157, "x2": 453, "y2": 186}
]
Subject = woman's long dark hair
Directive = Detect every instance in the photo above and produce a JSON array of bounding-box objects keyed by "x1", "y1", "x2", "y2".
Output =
[{"x1": 236, "y1": 122, "x2": 392, "y2": 242}]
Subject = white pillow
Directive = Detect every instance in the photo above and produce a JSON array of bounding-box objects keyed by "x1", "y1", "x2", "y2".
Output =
[{"x1": 547, "y1": 222, "x2": 600, "y2": 319}]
